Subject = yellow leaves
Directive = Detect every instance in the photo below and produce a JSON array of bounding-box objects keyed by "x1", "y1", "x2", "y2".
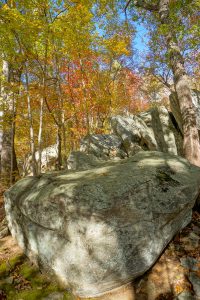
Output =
[
  {"x1": 0, "y1": 2, "x2": 41, "y2": 41},
  {"x1": 174, "y1": 284, "x2": 185, "y2": 295},
  {"x1": 1, "y1": 3, "x2": 9, "y2": 10},
  {"x1": 51, "y1": 1, "x2": 93, "y2": 58},
  {"x1": 104, "y1": 34, "x2": 131, "y2": 57}
]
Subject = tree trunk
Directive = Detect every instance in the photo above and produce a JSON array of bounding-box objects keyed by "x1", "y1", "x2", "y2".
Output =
[
  {"x1": 25, "y1": 65, "x2": 37, "y2": 176},
  {"x1": 130, "y1": 0, "x2": 200, "y2": 166},
  {"x1": 79, "y1": 57, "x2": 90, "y2": 135},
  {"x1": 56, "y1": 126, "x2": 62, "y2": 170},
  {"x1": 0, "y1": 60, "x2": 19, "y2": 186},
  {"x1": 62, "y1": 112, "x2": 67, "y2": 168},
  {"x1": 53, "y1": 53, "x2": 65, "y2": 169},
  {"x1": 38, "y1": 95, "x2": 44, "y2": 174},
  {"x1": 0, "y1": 110, "x2": 3, "y2": 169},
  {"x1": 159, "y1": 0, "x2": 200, "y2": 166}
]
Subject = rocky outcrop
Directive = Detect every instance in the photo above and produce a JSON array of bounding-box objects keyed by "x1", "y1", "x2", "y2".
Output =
[
  {"x1": 22, "y1": 106, "x2": 183, "y2": 173},
  {"x1": 23, "y1": 144, "x2": 58, "y2": 176},
  {"x1": 80, "y1": 134, "x2": 127, "y2": 159},
  {"x1": 67, "y1": 151, "x2": 103, "y2": 171},
  {"x1": 80, "y1": 106, "x2": 183, "y2": 163},
  {"x1": 110, "y1": 114, "x2": 154, "y2": 156},
  {"x1": 111, "y1": 106, "x2": 182, "y2": 156},
  {"x1": 139, "y1": 106, "x2": 183, "y2": 156},
  {"x1": 170, "y1": 89, "x2": 200, "y2": 134},
  {"x1": 4, "y1": 151, "x2": 200, "y2": 298}
]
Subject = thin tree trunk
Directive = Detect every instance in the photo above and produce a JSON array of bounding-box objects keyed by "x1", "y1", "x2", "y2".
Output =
[
  {"x1": 38, "y1": 95, "x2": 44, "y2": 174},
  {"x1": 53, "y1": 52, "x2": 65, "y2": 169},
  {"x1": 79, "y1": 57, "x2": 90, "y2": 135},
  {"x1": 56, "y1": 126, "x2": 62, "y2": 170},
  {"x1": 159, "y1": 0, "x2": 200, "y2": 166},
  {"x1": 25, "y1": 65, "x2": 37, "y2": 176},
  {"x1": 38, "y1": 35, "x2": 49, "y2": 174},
  {"x1": 0, "y1": 85, "x2": 3, "y2": 170},
  {"x1": 0, "y1": 60, "x2": 19, "y2": 186},
  {"x1": 10, "y1": 92, "x2": 15, "y2": 185},
  {"x1": 62, "y1": 111, "x2": 67, "y2": 168}
]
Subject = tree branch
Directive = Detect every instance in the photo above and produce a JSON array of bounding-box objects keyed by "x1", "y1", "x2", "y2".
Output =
[{"x1": 125, "y1": 0, "x2": 159, "y2": 12}]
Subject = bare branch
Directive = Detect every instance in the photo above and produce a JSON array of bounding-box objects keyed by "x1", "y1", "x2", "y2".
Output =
[
  {"x1": 51, "y1": 8, "x2": 68, "y2": 23},
  {"x1": 125, "y1": 0, "x2": 159, "y2": 12}
]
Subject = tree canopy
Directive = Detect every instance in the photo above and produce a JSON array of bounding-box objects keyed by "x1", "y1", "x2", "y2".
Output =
[{"x1": 0, "y1": 0, "x2": 199, "y2": 183}]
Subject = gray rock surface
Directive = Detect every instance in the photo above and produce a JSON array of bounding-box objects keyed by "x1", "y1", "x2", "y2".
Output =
[
  {"x1": 67, "y1": 151, "x2": 103, "y2": 171},
  {"x1": 42, "y1": 292, "x2": 66, "y2": 300},
  {"x1": 139, "y1": 106, "x2": 182, "y2": 155},
  {"x1": 175, "y1": 291, "x2": 196, "y2": 300},
  {"x1": 23, "y1": 144, "x2": 59, "y2": 176},
  {"x1": 111, "y1": 114, "x2": 155, "y2": 156},
  {"x1": 4, "y1": 151, "x2": 200, "y2": 298},
  {"x1": 188, "y1": 272, "x2": 200, "y2": 298},
  {"x1": 181, "y1": 232, "x2": 200, "y2": 251},
  {"x1": 111, "y1": 106, "x2": 182, "y2": 157},
  {"x1": 0, "y1": 217, "x2": 9, "y2": 239},
  {"x1": 180, "y1": 257, "x2": 198, "y2": 271},
  {"x1": 80, "y1": 134, "x2": 127, "y2": 159}
]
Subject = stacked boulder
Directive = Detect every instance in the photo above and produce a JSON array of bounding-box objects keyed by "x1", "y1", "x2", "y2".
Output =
[
  {"x1": 23, "y1": 144, "x2": 59, "y2": 176},
  {"x1": 80, "y1": 134, "x2": 127, "y2": 159},
  {"x1": 69, "y1": 106, "x2": 183, "y2": 170},
  {"x1": 23, "y1": 105, "x2": 182, "y2": 173},
  {"x1": 23, "y1": 91, "x2": 200, "y2": 173}
]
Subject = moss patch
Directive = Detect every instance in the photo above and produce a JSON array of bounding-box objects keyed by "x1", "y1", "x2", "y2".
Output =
[
  {"x1": 0, "y1": 254, "x2": 74, "y2": 300},
  {"x1": 0, "y1": 254, "x2": 25, "y2": 277}
]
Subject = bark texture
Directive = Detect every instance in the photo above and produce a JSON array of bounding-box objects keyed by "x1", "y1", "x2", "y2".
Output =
[
  {"x1": 0, "y1": 60, "x2": 19, "y2": 185},
  {"x1": 158, "y1": 0, "x2": 200, "y2": 167},
  {"x1": 129, "y1": 0, "x2": 200, "y2": 166},
  {"x1": 25, "y1": 66, "x2": 37, "y2": 176}
]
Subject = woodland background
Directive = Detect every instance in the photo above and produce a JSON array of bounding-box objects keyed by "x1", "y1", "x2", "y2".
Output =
[{"x1": 0, "y1": 0, "x2": 199, "y2": 186}]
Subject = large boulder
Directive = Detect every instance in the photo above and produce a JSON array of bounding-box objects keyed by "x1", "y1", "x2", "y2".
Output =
[
  {"x1": 80, "y1": 134, "x2": 127, "y2": 159},
  {"x1": 67, "y1": 151, "x2": 103, "y2": 171},
  {"x1": 170, "y1": 89, "x2": 200, "y2": 134},
  {"x1": 4, "y1": 151, "x2": 200, "y2": 298},
  {"x1": 139, "y1": 106, "x2": 183, "y2": 156},
  {"x1": 111, "y1": 114, "x2": 156, "y2": 156},
  {"x1": 23, "y1": 144, "x2": 59, "y2": 176},
  {"x1": 111, "y1": 106, "x2": 183, "y2": 156}
]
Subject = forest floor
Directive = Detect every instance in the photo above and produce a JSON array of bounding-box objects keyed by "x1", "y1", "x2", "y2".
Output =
[{"x1": 0, "y1": 186, "x2": 200, "y2": 300}]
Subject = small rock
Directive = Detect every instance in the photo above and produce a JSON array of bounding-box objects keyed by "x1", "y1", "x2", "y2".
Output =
[
  {"x1": 0, "y1": 218, "x2": 9, "y2": 239},
  {"x1": 14, "y1": 278, "x2": 21, "y2": 284},
  {"x1": 175, "y1": 291, "x2": 196, "y2": 300},
  {"x1": 192, "y1": 225, "x2": 200, "y2": 235},
  {"x1": 0, "y1": 226, "x2": 9, "y2": 239},
  {"x1": 188, "y1": 272, "x2": 200, "y2": 298},
  {"x1": 180, "y1": 257, "x2": 198, "y2": 271},
  {"x1": 42, "y1": 292, "x2": 65, "y2": 300},
  {"x1": 188, "y1": 232, "x2": 200, "y2": 241},
  {"x1": 0, "y1": 290, "x2": 7, "y2": 300},
  {"x1": 4, "y1": 276, "x2": 14, "y2": 284},
  {"x1": 67, "y1": 151, "x2": 102, "y2": 171},
  {"x1": 181, "y1": 235, "x2": 199, "y2": 250},
  {"x1": 174, "y1": 244, "x2": 184, "y2": 253}
]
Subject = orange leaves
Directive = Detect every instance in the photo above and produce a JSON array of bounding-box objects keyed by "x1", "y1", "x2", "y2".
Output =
[{"x1": 61, "y1": 53, "x2": 145, "y2": 150}]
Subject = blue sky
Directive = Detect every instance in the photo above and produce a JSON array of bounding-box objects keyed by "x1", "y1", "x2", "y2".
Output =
[{"x1": 134, "y1": 23, "x2": 148, "y2": 53}]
